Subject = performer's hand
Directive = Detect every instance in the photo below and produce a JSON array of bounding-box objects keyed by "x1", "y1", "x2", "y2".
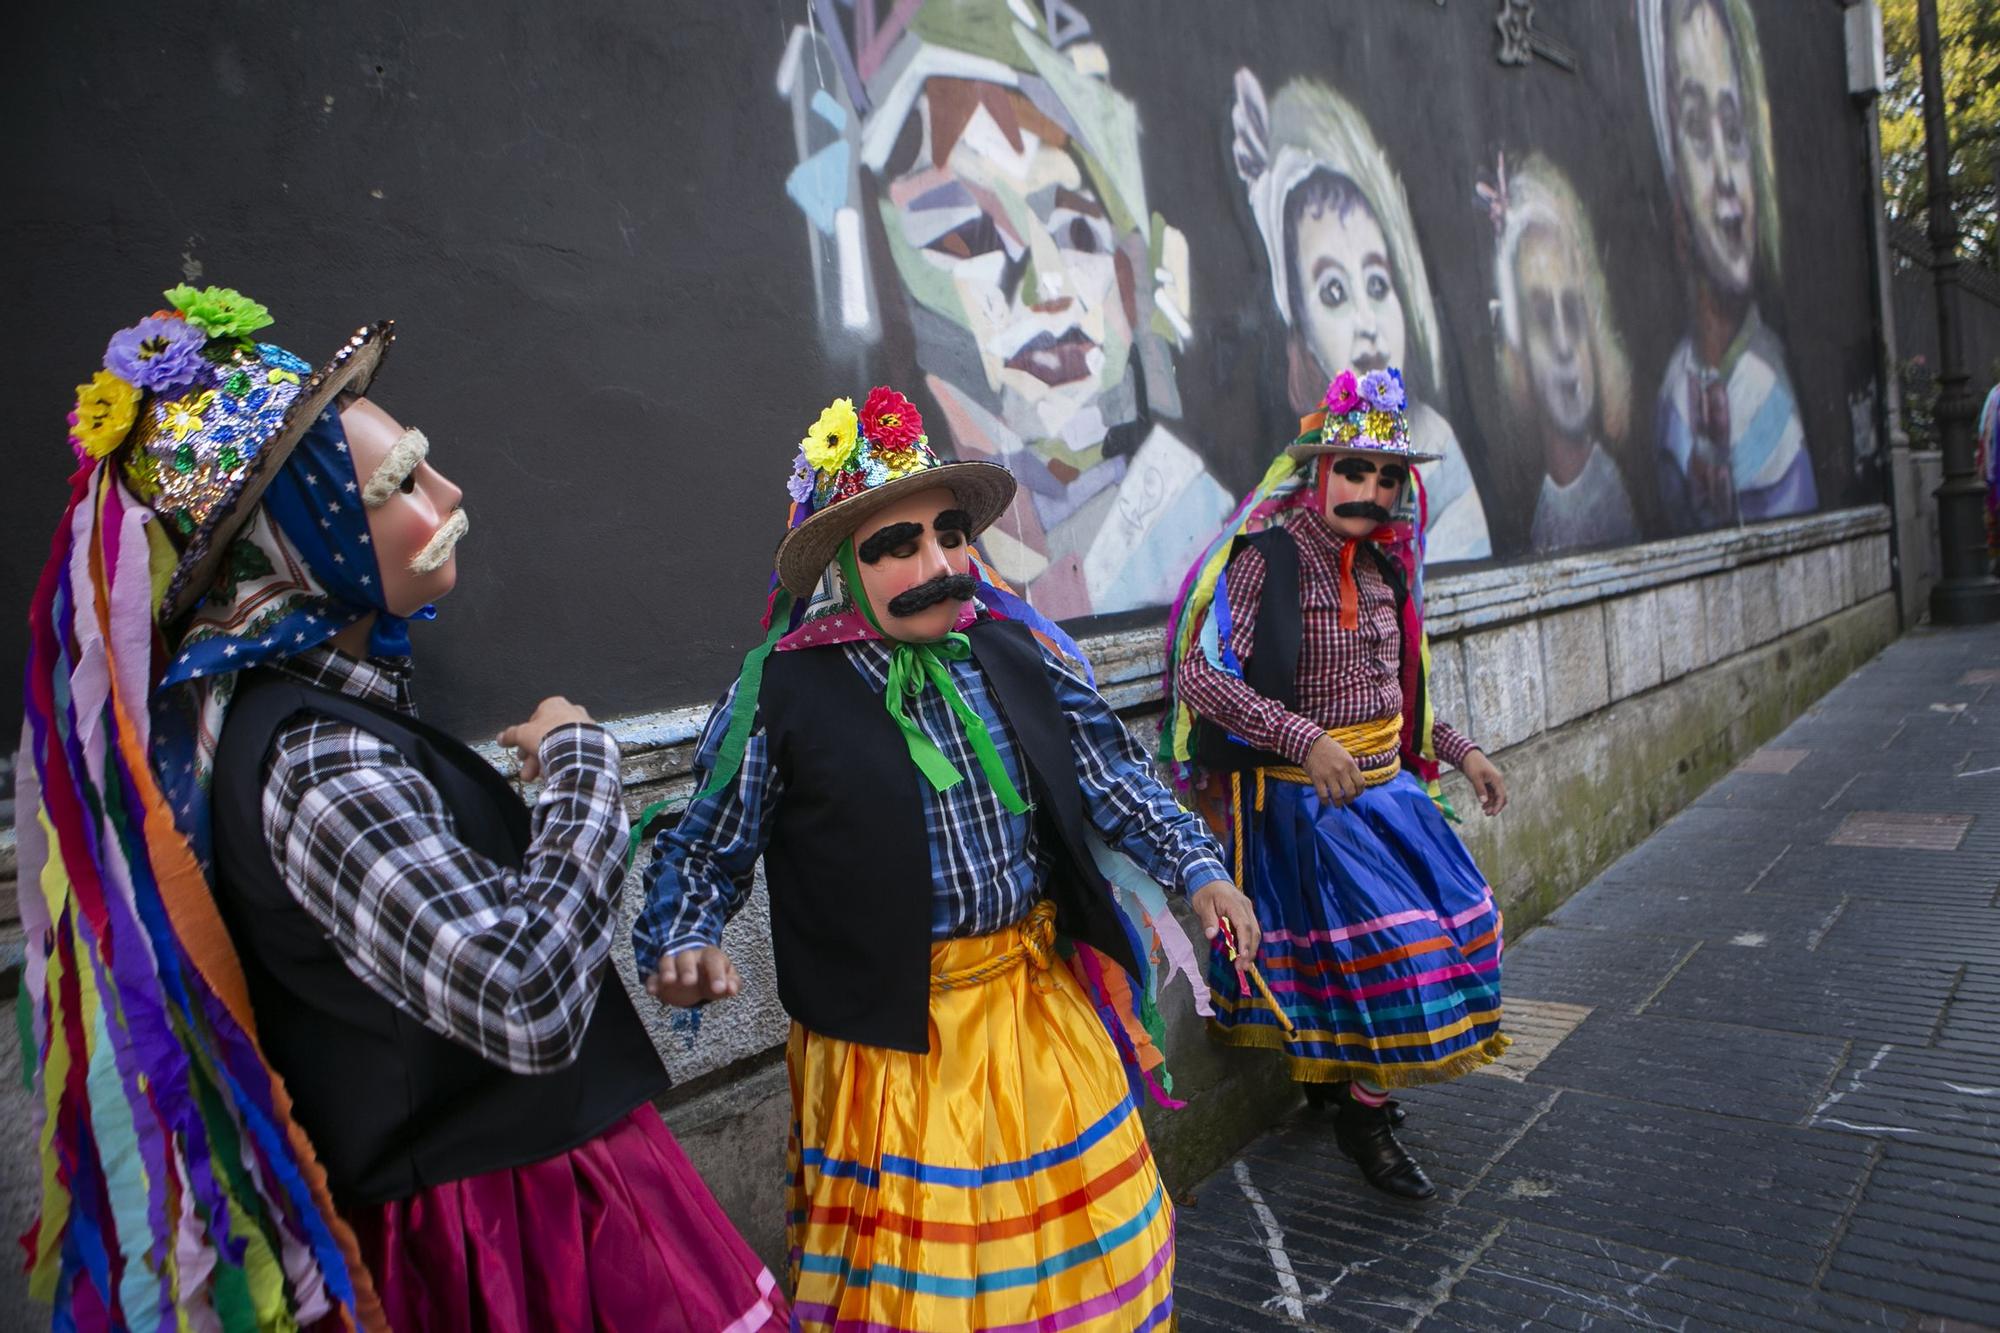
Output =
[
  {"x1": 1461, "y1": 749, "x2": 1508, "y2": 816},
  {"x1": 497, "y1": 696, "x2": 594, "y2": 782},
  {"x1": 1304, "y1": 733, "x2": 1365, "y2": 806},
  {"x1": 646, "y1": 946, "x2": 741, "y2": 1007},
  {"x1": 1191, "y1": 880, "x2": 1261, "y2": 968}
]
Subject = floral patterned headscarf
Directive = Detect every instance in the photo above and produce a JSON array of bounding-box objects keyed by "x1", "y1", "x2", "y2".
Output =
[{"x1": 152, "y1": 406, "x2": 436, "y2": 859}]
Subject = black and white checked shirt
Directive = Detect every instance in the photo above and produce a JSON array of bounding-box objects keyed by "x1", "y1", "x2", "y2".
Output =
[
  {"x1": 634, "y1": 627, "x2": 1230, "y2": 968},
  {"x1": 258, "y1": 646, "x2": 630, "y2": 1075}
]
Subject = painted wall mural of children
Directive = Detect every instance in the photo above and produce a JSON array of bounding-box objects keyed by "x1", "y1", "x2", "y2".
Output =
[
  {"x1": 1232, "y1": 68, "x2": 1493, "y2": 564},
  {"x1": 1640, "y1": 0, "x2": 1817, "y2": 531},
  {"x1": 1483, "y1": 151, "x2": 1642, "y2": 554}
]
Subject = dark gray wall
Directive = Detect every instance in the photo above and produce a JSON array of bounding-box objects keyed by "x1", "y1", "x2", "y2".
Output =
[{"x1": 2, "y1": 0, "x2": 1883, "y2": 751}]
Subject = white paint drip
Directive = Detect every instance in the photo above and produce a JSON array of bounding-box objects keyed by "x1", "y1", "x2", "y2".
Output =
[
  {"x1": 1814, "y1": 1042, "x2": 1892, "y2": 1121},
  {"x1": 1232, "y1": 1160, "x2": 1304, "y2": 1320},
  {"x1": 1955, "y1": 765, "x2": 2000, "y2": 778},
  {"x1": 1942, "y1": 1082, "x2": 2000, "y2": 1096},
  {"x1": 1816, "y1": 1119, "x2": 1918, "y2": 1134},
  {"x1": 1728, "y1": 932, "x2": 1768, "y2": 948}
]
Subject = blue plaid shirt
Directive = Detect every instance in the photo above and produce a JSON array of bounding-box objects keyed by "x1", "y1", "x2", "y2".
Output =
[{"x1": 633, "y1": 632, "x2": 1229, "y2": 970}]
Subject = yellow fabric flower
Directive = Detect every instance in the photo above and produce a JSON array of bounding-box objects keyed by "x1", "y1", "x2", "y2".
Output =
[
  {"x1": 163, "y1": 390, "x2": 218, "y2": 443},
  {"x1": 880, "y1": 448, "x2": 930, "y2": 480},
  {"x1": 801, "y1": 397, "x2": 859, "y2": 473},
  {"x1": 70, "y1": 371, "x2": 141, "y2": 459}
]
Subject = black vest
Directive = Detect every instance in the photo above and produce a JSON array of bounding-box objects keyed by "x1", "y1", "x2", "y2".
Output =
[
  {"x1": 1193, "y1": 525, "x2": 1411, "y2": 773},
  {"x1": 210, "y1": 670, "x2": 668, "y2": 1208},
  {"x1": 757, "y1": 617, "x2": 1140, "y2": 1053}
]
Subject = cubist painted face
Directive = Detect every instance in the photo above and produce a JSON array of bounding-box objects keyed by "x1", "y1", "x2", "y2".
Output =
[
  {"x1": 885, "y1": 85, "x2": 1132, "y2": 439},
  {"x1": 848, "y1": 486, "x2": 976, "y2": 643},
  {"x1": 1294, "y1": 194, "x2": 1406, "y2": 386},
  {"x1": 338, "y1": 396, "x2": 466, "y2": 618},
  {"x1": 1516, "y1": 221, "x2": 1597, "y2": 439},
  {"x1": 1319, "y1": 450, "x2": 1407, "y2": 540},
  {"x1": 1670, "y1": 0, "x2": 1756, "y2": 296}
]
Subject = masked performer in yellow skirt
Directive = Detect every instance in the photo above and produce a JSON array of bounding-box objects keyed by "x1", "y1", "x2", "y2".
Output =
[{"x1": 635, "y1": 386, "x2": 1259, "y2": 1330}]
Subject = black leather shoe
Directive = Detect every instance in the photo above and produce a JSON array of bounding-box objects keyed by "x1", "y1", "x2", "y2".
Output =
[{"x1": 1333, "y1": 1100, "x2": 1437, "y2": 1200}]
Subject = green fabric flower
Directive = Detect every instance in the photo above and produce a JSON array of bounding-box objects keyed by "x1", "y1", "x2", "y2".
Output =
[{"x1": 163, "y1": 284, "x2": 274, "y2": 339}]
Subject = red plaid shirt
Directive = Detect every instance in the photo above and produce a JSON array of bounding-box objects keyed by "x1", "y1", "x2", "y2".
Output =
[{"x1": 1176, "y1": 506, "x2": 1476, "y2": 772}]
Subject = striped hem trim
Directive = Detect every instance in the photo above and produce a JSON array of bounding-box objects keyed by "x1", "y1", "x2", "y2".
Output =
[
  {"x1": 795, "y1": 1139, "x2": 1155, "y2": 1245},
  {"x1": 1211, "y1": 1025, "x2": 1513, "y2": 1087},
  {"x1": 793, "y1": 1232, "x2": 1173, "y2": 1333},
  {"x1": 1209, "y1": 1003, "x2": 1505, "y2": 1049},
  {"x1": 795, "y1": 1182, "x2": 1168, "y2": 1298},
  {"x1": 1261, "y1": 955, "x2": 1501, "y2": 1001},
  {"x1": 797, "y1": 1095, "x2": 1136, "y2": 1190},
  {"x1": 718, "y1": 1269, "x2": 783, "y2": 1333},
  {"x1": 1261, "y1": 894, "x2": 1496, "y2": 947}
]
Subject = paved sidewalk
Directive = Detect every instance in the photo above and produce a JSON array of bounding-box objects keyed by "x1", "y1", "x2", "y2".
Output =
[{"x1": 1174, "y1": 625, "x2": 2000, "y2": 1331}]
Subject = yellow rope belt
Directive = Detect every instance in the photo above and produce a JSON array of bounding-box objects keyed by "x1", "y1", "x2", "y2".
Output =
[
  {"x1": 930, "y1": 900, "x2": 1058, "y2": 992},
  {"x1": 1260, "y1": 714, "x2": 1404, "y2": 789}
]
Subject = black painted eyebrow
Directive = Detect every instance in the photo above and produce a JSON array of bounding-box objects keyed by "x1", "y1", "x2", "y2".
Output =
[
  {"x1": 934, "y1": 508, "x2": 973, "y2": 534},
  {"x1": 1329, "y1": 457, "x2": 1379, "y2": 479},
  {"x1": 858, "y1": 521, "x2": 925, "y2": 564},
  {"x1": 1378, "y1": 464, "x2": 1409, "y2": 485}
]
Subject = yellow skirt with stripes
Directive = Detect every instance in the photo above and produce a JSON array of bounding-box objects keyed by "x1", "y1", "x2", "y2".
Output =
[{"x1": 785, "y1": 903, "x2": 1175, "y2": 1332}]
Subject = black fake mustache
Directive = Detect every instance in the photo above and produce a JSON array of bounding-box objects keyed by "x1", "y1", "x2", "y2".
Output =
[
  {"x1": 1331, "y1": 500, "x2": 1393, "y2": 524},
  {"x1": 886, "y1": 572, "x2": 979, "y2": 617}
]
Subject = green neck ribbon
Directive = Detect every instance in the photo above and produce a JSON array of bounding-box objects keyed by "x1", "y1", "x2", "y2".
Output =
[{"x1": 837, "y1": 542, "x2": 1029, "y2": 815}]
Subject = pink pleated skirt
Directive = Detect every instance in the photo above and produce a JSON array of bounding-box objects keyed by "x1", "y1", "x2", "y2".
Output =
[{"x1": 343, "y1": 1106, "x2": 787, "y2": 1333}]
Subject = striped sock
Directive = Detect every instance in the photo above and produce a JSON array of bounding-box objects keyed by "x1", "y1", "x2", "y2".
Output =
[{"x1": 1349, "y1": 1080, "x2": 1391, "y2": 1107}]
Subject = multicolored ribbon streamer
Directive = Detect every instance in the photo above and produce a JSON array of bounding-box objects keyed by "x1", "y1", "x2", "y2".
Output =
[{"x1": 17, "y1": 460, "x2": 387, "y2": 1330}]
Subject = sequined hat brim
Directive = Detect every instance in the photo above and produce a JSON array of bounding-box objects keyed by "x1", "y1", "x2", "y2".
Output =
[
  {"x1": 1285, "y1": 439, "x2": 1442, "y2": 464},
  {"x1": 773, "y1": 460, "x2": 1018, "y2": 599},
  {"x1": 160, "y1": 322, "x2": 395, "y2": 623}
]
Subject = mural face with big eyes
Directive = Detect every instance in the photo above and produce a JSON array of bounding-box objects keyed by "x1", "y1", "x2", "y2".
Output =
[
  {"x1": 1292, "y1": 195, "x2": 1406, "y2": 387},
  {"x1": 1517, "y1": 221, "x2": 1597, "y2": 439},
  {"x1": 884, "y1": 87, "x2": 1131, "y2": 435},
  {"x1": 1670, "y1": 0, "x2": 1755, "y2": 296}
]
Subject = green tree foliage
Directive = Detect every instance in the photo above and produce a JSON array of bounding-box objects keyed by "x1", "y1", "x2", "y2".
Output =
[{"x1": 1879, "y1": 0, "x2": 2000, "y2": 265}]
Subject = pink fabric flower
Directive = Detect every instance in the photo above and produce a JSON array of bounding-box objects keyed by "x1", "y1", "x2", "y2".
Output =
[{"x1": 1323, "y1": 371, "x2": 1361, "y2": 414}]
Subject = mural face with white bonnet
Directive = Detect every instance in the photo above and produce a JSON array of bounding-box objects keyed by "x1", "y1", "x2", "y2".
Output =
[{"x1": 1231, "y1": 69, "x2": 1492, "y2": 564}]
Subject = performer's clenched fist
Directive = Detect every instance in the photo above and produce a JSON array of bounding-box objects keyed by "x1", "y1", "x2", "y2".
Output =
[{"x1": 648, "y1": 945, "x2": 742, "y2": 1006}]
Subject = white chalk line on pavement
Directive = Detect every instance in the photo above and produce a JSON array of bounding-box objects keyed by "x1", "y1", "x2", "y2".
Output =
[{"x1": 1232, "y1": 1159, "x2": 1305, "y2": 1320}]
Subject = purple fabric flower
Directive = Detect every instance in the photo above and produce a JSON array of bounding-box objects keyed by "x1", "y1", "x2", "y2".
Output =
[
  {"x1": 105, "y1": 316, "x2": 209, "y2": 395},
  {"x1": 1358, "y1": 368, "x2": 1407, "y2": 412},
  {"x1": 786, "y1": 448, "x2": 816, "y2": 505}
]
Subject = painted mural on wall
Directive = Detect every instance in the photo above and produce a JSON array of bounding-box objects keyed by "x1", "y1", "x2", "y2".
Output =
[
  {"x1": 1639, "y1": 0, "x2": 1815, "y2": 532},
  {"x1": 1482, "y1": 151, "x2": 1641, "y2": 554},
  {"x1": 1230, "y1": 70, "x2": 1493, "y2": 562},
  {"x1": 774, "y1": 0, "x2": 1868, "y2": 616},
  {"x1": 778, "y1": 0, "x2": 1231, "y2": 619}
]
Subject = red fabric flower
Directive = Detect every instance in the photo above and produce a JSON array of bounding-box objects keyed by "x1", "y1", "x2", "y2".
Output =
[{"x1": 860, "y1": 386, "x2": 924, "y2": 452}]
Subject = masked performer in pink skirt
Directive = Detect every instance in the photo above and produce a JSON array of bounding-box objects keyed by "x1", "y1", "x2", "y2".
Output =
[
  {"x1": 636, "y1": 387, "x2": 1259, "y2": 1330},
  {"x1": 16, "y1": 286, "x2": 784, "y2": 1331},
  {"x1": 1162, "y1": 369, "x2": 1511, "y2": 1201}
]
